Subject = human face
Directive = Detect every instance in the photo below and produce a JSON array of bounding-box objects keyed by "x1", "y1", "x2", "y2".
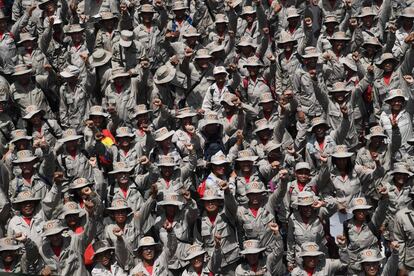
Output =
[
  {"x1": 313, "y1": 125, "x2": 327, "y2": 139},
  {"x1": 29, "y1": 113, "x2": 43, "y2": 126},
  {"x1": 261, "y1": 102, "x2": 274, "y2": 113},
  {"x1": 90, "y1": 115, "x2": 104, "y2": 128},
  {"x1": 402, "y1": 18, "x2": 414, "y2": 30},
  {"x1": 19, "y1": 161, "x2": 35, "y2": 176},
  {"x1": 15, "y1": 74, "x2": 31, "y2": 86},
  {"x1": 362, "y1": 261, "x2": 379, "y2": 276},
  {"x1": 215, "y1": 23, "x2": 226, "y2": 33},
  {"x1": 204, "y1": 200, "x2": 220, "y2": 213},
  {"x1": 0, "y1": 101, "x2": 6, "y2": 113},
  {"x1": 70, "y1": 32, "x2": 83, "y2": 44},
  {"x1": 247, "y1": 66, "x2": 259, "y2": 77},
  {"x1": 244, "y1": 13, "x2": 256, "y2": 24},
  {"x1": 45, "y1": 1, "x2": 57, "y2": 15},
  {"x1": 304, "y1": 58, "x2": 317, "y2": 69},
  {"x1": 245, "y1": 253, "x2": 259, "y2": 266},
  {"x1": 190, "y1": 254, "x2": 204, "y2": 270},
  {"x1": 15, "y1": 140, "x2": 30, "y2": 151},
  {"x1": 283, "y1": 42, "x2": 294, "y2": 52},
  {"x1": 196, "y1": 58, "x2": 210, "y2": 69},
  {"x1": 65, "y1": 76, "x2": 78, "y2": 86},
  {"x1": 1, "y1": 251, "x2": 15, "y2": 264},
  {"x1": 96, "y1": 251, "x2": 112, "y2": 267},
  {"x1": 141, "y1": 246, "x2": 155, "y2": 261},
  {"x1": 239, "y1": 161, "x2": 253, "y2": 173},
  {"x1": 332, "y1": 40, "x2": 346, "y2": 53},
  {"x1": 65, "y1": 140, "x2": 79, "y2": 152},
  {"x1": 0, "y1": 19, "x2": 7, "y2": 33},
  {"x1": 353, "y1": 209, "x2": 367, "y2": 222},
  {"x1": 288, "y1": 17, "x2": 300, "y2": 28},
  {"x1": 118, "y1": 137, "x2": 132, "y2": 148},
  {"x1": 181, "y1": 117, "x2": 192, "y2": 127},
  {"x1": 247, "y1": 193, "x2": 262, "y2": 207},
  {"x1": 20, "y1": 202, "x2": 35, "y2": 217},
  {"x1": 136, "y1": 114, "x2": 149, "y2": 128},
  {"x1": 369, "y1": 137, "x2": 384, "y2": 148},
  {"x1": 115, "y1": 172, "x2": 130, "y2": 186},
  {"x1": 389, "y1": 97, "x2": 404, "y2": 113},
  {"x1": 222, "y1": 102, "x2": 234, "y2": 114},
  {"x1": 382, "y1": 60, "x2": 395, "y2": 73},
  {"x1": 212, "y1": 164, "x2": 226, "y2": 176},
  {"x1": 204, "y1": 124, "x2": 219, "y2": 135},
  {"x1": 257, "y1": 129, "x2": 272, "y2": 142},
  {"x1": 362, "y1": 16, "x2": 374, "y2": 28},
  {"x1": 303, "y1": 256, "x2": 319, "y2": 269},
  {"x1": 333, "y1": 92, "x2": 347, "y2": 104},
  {"x1": 113, "y1": 77, "x2": 127, "y2": 87},
  {"x1": 48, "y1": 233, "x2": 63, "y2": 247},
  {"x1": 240, "y1": 46, "x2": 253, "y2": 56},
  {"x1": 295, "y1": 169, "x2": 311, "y2": 183},
  {"x1": 102, "y1": 19, "x2": 116, "y2": 32},
  {"x1": 334, "y1": 158, "x2": 349, "y2": 170},
  {"x1": 394, "y1": 173, "x2": 409, "y2": 186},
  {"x1": 141, "y1": 12, "x2": 154, "y2": 23},
  {"x1": 185, "y1": 37, "x2": 197, "y2": 48},
  {"x1": 174, "y1": 9, "x2": 186, "y2": 20},
  {"x1": 160, "y1": 166, "x2": 174, "y2": 178},
  {"x1": 159, "y1": 138, "x2": 172, "y2": 151},
  {"x1": 113, "y1": 210, "x2": 128, "y2": 224},
  {"x1": 214, "y1": 73, "x2": 227, "y2": 84},
  {"x1": 299, "y1": 205, "x2": 313, "y2": 218},
  {"x1": 365, "y1": 45, "x2": 376, "y2": 56},
  {"x1": 65, "y1": 214, "x2": 79, "y2": 228},
  {"x1": 22, "y1": 40, "x2": 35, "y2": 51},
  {"x1": 165, "y1": 205, "x2": 178, "y2": 217}
]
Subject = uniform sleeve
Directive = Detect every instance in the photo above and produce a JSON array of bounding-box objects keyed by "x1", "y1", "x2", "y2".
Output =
[
  {"x1": 41, "y1": 183, "x2": 62, "y2": 219},
  {"x1": 393, "y1": 212, "x2": 407, "y2": 268}
]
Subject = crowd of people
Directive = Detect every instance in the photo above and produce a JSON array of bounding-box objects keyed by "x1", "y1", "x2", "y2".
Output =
[{"x1": 0, "y1": 0, "x2": 413, "y2": 275}]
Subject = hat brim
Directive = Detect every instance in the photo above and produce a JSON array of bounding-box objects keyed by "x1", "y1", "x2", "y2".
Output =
[
  {"x1": 65, "y1": 28, "x2": 85, "y2": 34},
  {"x1": 158, "y1": 200, "x2": 184, "y2": 206},
  {"x1": 135, "y1": 242, "x2": 159, "y2": 251},
  {"x1": 59, "y1": 135, "x2": 83, "y2": 143},
  {"x1": 93, "y1": 246, "x2": 115, "y2": 257},
  {"x1": 157, "y1": 162, "x2": 177, "y2": 167},
  {"x1": 236, "y1": 156, "x2": 259, "y2": 162},
  {"x1": 300, "y1": 251, "x2": 324, "y2": 257},
  {"x1": 60, "y1": 71, "x2": 77, "y2": 78},
  {"x1": 12, "y1": 196, "x2": 41, "y2": 204},
  {"x1": 246, "y1": 189, "x2": 267, "y2": 195},
  {"x1": 108, "y1": 167, "x2": 134, "y2": 174},
  {"x1": 351, "y1": 205, "x2": 372, "y2": 212},
  {"x1": 89, "y1": 111, "x2": 110, "y2": 118},
  {"x1": 69, "y1": 183, "x2": 91, "y2": 190},
  {"x1": 300, "y1": 53, "x2": 319, "y2": 59},
  {"x1": 237, "y1": 42, "x2": 257, "y2": 48},
  {"x1": 119, "y1": 39, "x2": 133, "y2": 48},
  {"x1": 154, "y1": 130, "x2": 174, "y2": 142},
  {"x1": 176, "y1": 112, "x2": 197, "y2": 119},
  {"x1": 154, "y1": 67, "x2": 176, "y2": 84},
  {"x1": 201, "y1": 195, "x2": 224, "y2": 201},
  {"x1": 18, "y1": 37, "x2": 36, "y2": 44},
  {"x1": 308, "y1": 123, "x2": 329, "y2": 132},
  {"x1": 13, "y1": 69, "x2": 32, "y2": 76},
  {"x1": 12, "y1": 156, "x2": 38, "y2": 164},
  {"x1": 240, "y1": 247, "x2": 266, "y2": 255},
  {"x1": 331, "y1": 152, "x2": 354, "y2": 158},
  {"x1": 23, "y1": 109, "x2": 45, "y2": 120},
  {"x1": 183, "y1": 250, "x2": 206, "y2": 260},
  {"x1": 89, "y1": 52, "x2": 112, "y2": 68},
  {"x1": 254, "y1": 126, "x2": 272, "y2": 133},
  {"x1": 110, "y1": 73, "x2": 130, "y2": 80},
  {"x1": 385, "y1": 95, "x2": 408, "y2": 103},
  {"x1": 107, "y1": 206, "x2": 133, "y2": 212},
  {"x1": 391, "y1": 169, "x2": 413, "y2": 176},
  {"x1": 365, "y1": 133, "x2": 387, "y2": 140},
  {"x1": 43, "y1": 226, "x2": 67, "y2": 237},
  {"x1": 10, "y1": 135, "x2": 32, "y2": 143},
  {"x1": 357, "y1": 12, "x2": 377, "y2": 18},
  {"x1": 210, "y1": 160, "x2": 230, "y2": 165},
  {"x1": 376, "y1": 58, "x2": 398, "y2": 67},
  {"x1": 360, "y1": 256, "x2": 384, "y2": 263},
  {"x1": 116, "y1": 133, "x2": 135, "y2": 138},
  {"x1": 0, "y1": 244, "x2": 21, "y2": 252}
]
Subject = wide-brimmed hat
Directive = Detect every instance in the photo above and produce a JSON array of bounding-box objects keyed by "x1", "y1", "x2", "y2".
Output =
[
  {"x1": 12, "y1": 64, "x2": 32, "y2": 76},
  {"x1": 359, "y1": 249, "x2": 384, "y2": 263},
  {"x1": 245, "y1": 181, "x2": 267, "y2": 195},
  {"x1": 175, "y1": 107, "x2": 197, "y2": 119},
  {"x1": 328, "y1": 31, "x2": 350, "y2": 42},
  {"x1": 210, "y1": 150, "x2": 230, "y2": 165},
  {"x1": 213, "y1": 66, "x2": 228, "y2": 76},
  {"x1": 331, "y1": 145, "x2": 354, "y2": 158},
  {"x1": 340, "y1": 54, "x2": 357, "y2": 72},
  {"x1": 376, "y1": 53, "x2": 398, "y2": 67},
  {"x1": 183, "y1": 244, "x2": 206, "y2": 260},
  {"x1": 154, "y1": 127, "x2": 174, "y2": 142},
  {"x1": 365, "y1": 125, "x2": 387, "y2": 140},
  {"x1": 308, "y1": 117, "x2": 329, "y2": 132},
  {"x1": 258, "y1": 92, "x2": 275, "y2": 104},
  {"x1": 194, "y1": 48, "x2": 212, "y2": 60},
  {"x1": 209, "y1": 42, "x2": 225, "y2": 54},
  {"x1": 277, "y1": 31, "x2": 297, "y2": 45},
  {"x1": 65, "y1": 24, "x2": 84, "y2": 34},
  {"x1": 136, "y1": 236, "x2": 158, "y2": 251},
  {"x1": 100, "y1": 11, "x2": 118, "y2": 21},
  {"x1": 299, "y1": 242, "x2": 324, "y2": 257},
  {"x1": 300, "y1": 47, "x2": 319, "y2": 59},
  {"x1": 295, "y1": 162, "x2": 311, "y2": 172},
  {"x1": 69, "y1": 178, "x2": 91, "y2": 190},
  {"x1": 132, "y1": 104, "x2": 152, "y2": 117},
  {"x1": 384, "y1": 89, "x2": 408, "y2": 103},
  {"x1": 10, "y1": 129, "x2": 32, "y2": 144},
  {"x1": 201, "y1": 189, "x2": 224, "y2": 201},
  {"x1": 390, "y1": 162, "x2": 413, "y2": 176},
  {"x1": 243, "y1": 56, "x2": 263, "y2": 67},
  {"x1": 0, "y1": 238, "x2": 21, "y2": 252},
  {"x1": 154, "y1": 65, "x2": 176, "y2": 84},
  {"x1": 158, "y1": 192, "x2": 184, "y2": 206},
  {"x1": 60, "y1": 65, "x2": 80, "y2": 78},
  {"x1": 119, "y1": 30, "x2": 134, "y2": 47},
  {"x1": 240, "y1": 240, "x2": 266, "y2": 255},
  {"x1": 220, "y1": 93, "x2": 236, "y2": 106},
  {"x1": 13, "y1": 150, "x2": 38, "y2": 164},
  {"x1": 237, "y1": 36, "x2": 257, "y2": 48},
  {"x1": 296, "y1": 191, "x2": 316, "y2": 206},
  {"x1": 215, "y1": 14, "x2": 229, "y2": 24},
  {"x1": 18, "y1": 32, "x2": 36, "y2": 44},
  {"x1": 329, "y1": 82, "x2": 352, "y2": 94},
  {"x1": 236, "y1": 149, "x2": 258, "y2": 162},
  {"x1": 183, "y1": 26, "x2": 200, "y2": 38},
  {"x1": 324, "y1": 15, "x2": 338, "y2": 25},
  {"x1": 116, "y1": 126, "x2": 135, "y2": 138},
  {"x1": 172, "y1": 1, "x2": 188, "y2": 11},
  {"x1": 107, "y1": 198, "x2": 132, "y2": 212},
  {"x1": 254, "y1": 118, "x2": 272, "y2": 133},
  {"x1": 89, "y1": 105, "x2": 109, "y2": 118},
  {"x1": 110, "y1": 67, "x2": 129, "y2": 80},
  {"x1": 358, "y1": 7, "x2": 377, "y2": 18},
  {"x1": 12, "y1": 190, "x2": 41, "y2": 204},
  {"x1": 22, "y1": 105, "x2": 45, "y2": 120},
  {"x1": 93, "y1": 240, "x2": 114, "y2": 258},
  {"x1": 265, "y1": 141, "x2": 282, "y2": 153},
  {"x1": 59, "y1": 129, "x2": 83, "y2": 143},
  {"x1": 89, "y1": 49, "x2": 112, "y2": 68},
  {"x1": 350, "y1": 197, "x2": 372, "y2": 212},
  {"x1": 203, "y1": 112, "x2": 222, "y2": 126},
  {"x1": 42, "y1": 220, "x2": 68, "y2": 237},
  {"x1": 286, "y1": 7, "x2": 300, "y2": 19},
  {"x1": 60, "y1": 201, "x2": 84, "y2": 218},
  {"x1": 241, "y1": 6, "x2": 255, "y2": 16},
  {"x1": 109, "y1": 161, "x2": 134, "y2": 174},
  {"x1": 140, "y1": 4, "x2": 155, "y2": 13},
  {"x1": 157, "y1": 155, "x2": 177, "y2": 167},
  {"x1": 38, "y1": 0, "x2": 56, "y2": 10},
  {"x1": 400, "y1": 7, "x2": 414, "y2": 18},
  {"x1": 362, "y1": 36, "x2": 382, "y2": 49}
]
